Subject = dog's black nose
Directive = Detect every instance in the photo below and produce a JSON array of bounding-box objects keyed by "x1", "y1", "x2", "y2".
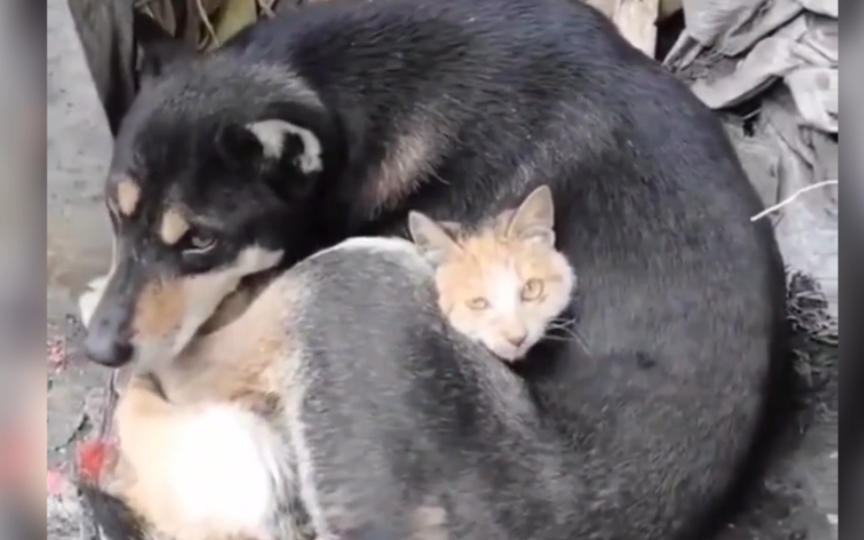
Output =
[{"x1": 84, "y1": 331, "x2": 133, "y2": 367}]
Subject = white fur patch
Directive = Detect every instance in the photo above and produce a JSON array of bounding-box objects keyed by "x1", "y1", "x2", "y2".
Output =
[
  {"x1": 308, "y1": 237, "x2": 433, "y2": 281},
  {"x1": 287, "y1": 413, "x2": 331, "y2": 538},
  {"x1": 331, "y1": 236, "x2": 419, "y2": 255},
  {"x1": 247, "y1": 120, "x2": 323, "y2": 174},
  {"x1": 78, "y1": 232, "x2": 118, "y2": 328},
  {"x1": 78, "y1": 274, "x2": 109, "y2": 328},
  {"x1": 163, "y1": 404, "x2": 291, "y2": 539},
  {"x1": 310, "y1": 236, "x2": 431, "y2": 270}
]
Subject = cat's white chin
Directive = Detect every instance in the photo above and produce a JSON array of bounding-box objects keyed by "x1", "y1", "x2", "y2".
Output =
[{"x1": 486, "y1": 342, "x2": 530, "y2": 363}]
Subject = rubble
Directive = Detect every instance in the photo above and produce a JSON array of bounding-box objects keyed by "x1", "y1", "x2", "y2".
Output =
[
  {"x1": 662, "y1": 0, "x2": 838, "y2": 318},
  {"x1": 590, "y1": 0, "x2": 838, "y2": 318}
]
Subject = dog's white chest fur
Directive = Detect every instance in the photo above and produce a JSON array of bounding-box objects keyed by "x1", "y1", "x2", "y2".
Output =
[{"x1": 152, "y1": 404, "x2": 291, "y2": 540}]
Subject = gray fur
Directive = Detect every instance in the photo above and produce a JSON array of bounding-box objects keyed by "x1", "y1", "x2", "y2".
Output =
[{"x1": 281, "y1": 238, "x2": 580, "y2": 539}]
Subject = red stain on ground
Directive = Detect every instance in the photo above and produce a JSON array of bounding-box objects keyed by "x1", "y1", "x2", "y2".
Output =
[
  {"x1": 47, "y1": 337, "x2": 68, "y2": 369},
  {"x1": 46, "y1": 468, "x2": 67, "y2": 496},
  {"x1": 76, "y1": 438, "x2": 116, "y2": 485}
]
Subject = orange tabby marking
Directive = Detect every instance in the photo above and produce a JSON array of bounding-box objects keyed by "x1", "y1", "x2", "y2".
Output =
[{"x1": 409, "y1": 185, "x2": 575, "y2": 361}]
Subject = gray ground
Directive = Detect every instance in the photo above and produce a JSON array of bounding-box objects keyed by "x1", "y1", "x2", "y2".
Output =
[{"x1": 45, "y1": 0, "x2": 838, "y2": 538}]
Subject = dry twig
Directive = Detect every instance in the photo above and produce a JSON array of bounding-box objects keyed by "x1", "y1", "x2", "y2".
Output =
[
  {"x1": 194, "y1": 0, "x2": 222, "y2": 48},
  {"x1": 750, "y1": 180, "x2": 839, "y2": 222},
  {"x1": 257, "y1": 0, "x2": 277, "y2": 17}
]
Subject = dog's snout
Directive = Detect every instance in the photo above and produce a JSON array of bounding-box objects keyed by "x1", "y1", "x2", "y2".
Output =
[
  {"x1": 84, "y1": 329, "x2": 133, "y2": 367},
  {"x1": 84, "y1": 318, "x2": 133, "y2": 367}
]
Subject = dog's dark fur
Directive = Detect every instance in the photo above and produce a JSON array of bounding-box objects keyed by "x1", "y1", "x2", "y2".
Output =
[
  {"x1": 83, "y1": 0, "x2": 790, "y2": 538},
  {"x1": 78, "y1": 484, "x2": 150, "y2": 540}
]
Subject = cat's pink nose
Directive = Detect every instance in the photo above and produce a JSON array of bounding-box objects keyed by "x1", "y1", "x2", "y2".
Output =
[{"x1": 506, "y1": 332, "x2": 527, "y2": 347}]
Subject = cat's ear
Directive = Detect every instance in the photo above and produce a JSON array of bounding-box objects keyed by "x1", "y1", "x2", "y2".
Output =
[
  {"x1": 507, "y1": 185, "x2": 556, "y2": 247},
  {"x1": 408, "y1": 211, "x2": 463, "y2": 265}
]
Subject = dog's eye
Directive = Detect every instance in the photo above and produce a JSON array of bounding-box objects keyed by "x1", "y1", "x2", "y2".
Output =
[{"x1": 184, "y1": 231, "x2": 218, "y2": 254}]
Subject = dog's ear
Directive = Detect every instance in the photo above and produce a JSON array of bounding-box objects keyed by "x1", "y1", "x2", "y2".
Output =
[
  {"x1": 133, "y1": 12, "x2": 193, "y2": 83},
  {"x1": 214, "y1": 122, "x2": 271, "y2": 169},
  {"x1": 244, "y1": 119, "x2": 324, "y2": 176},
  {"x1": 215, "y1": 102, "x2": 337, "y2": 200}
]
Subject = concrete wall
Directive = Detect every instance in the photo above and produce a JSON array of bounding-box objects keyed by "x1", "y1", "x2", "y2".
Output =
[{"x1": 47, "y1": 0, "x2": 114, "y2": 318}]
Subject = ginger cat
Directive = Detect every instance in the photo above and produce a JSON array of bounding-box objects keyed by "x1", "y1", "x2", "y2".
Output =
[{"x1": 408, "y1": 185, "x2": 575, "y2": 361}]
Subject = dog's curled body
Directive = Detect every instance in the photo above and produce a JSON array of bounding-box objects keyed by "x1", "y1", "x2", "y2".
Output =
[{"x1": 84, "y1": 0, "x2": 790, "y2": 538}]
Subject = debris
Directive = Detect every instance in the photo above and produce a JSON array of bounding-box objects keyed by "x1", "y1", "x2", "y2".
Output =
[
  {"x1": 213, "y1": 0, "x2": 259, "y2": 44},
  {"x1": 134, "y1": 0, "x2": 288, "y2": 52},
  {"x1": 194, "y1": 0, "x2": 222, "y2": 48},
  {"x1": 666, "y1": 0, "x2": 838, "y2": 320},
  {"x1": 750, "y1": 180, "x2": 837, "y2": 222},
  {"x1": 786, "y1": 67, "x2": 837, "y2": 132},
  {"x1": 611, "y1": 0, "x2": 660, "y2": 57},
  {"x1": 47, "y1": 467, "x2": 87, "y2": 540},
  {"x1": 47, "y1": 468, "x2": 69, "y2": 496},
  {"x1": 47, "y1": 337, "x2": 69, "y2": 369},
  {"x1": 52, "y1": 411, "x2": 90, "y2": 452},
  {"x1": 689, "y1": 32, "x2": 805, "y2": 109}
]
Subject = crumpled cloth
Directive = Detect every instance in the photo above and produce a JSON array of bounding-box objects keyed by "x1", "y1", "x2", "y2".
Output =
[{"x1": 667, "y1": 0, "x2": 838, "y2": 318}]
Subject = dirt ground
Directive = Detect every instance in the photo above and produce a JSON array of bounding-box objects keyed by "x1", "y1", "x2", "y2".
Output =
[{"x1": 46, "y1": 0, "x2": 838, "y2": 538}]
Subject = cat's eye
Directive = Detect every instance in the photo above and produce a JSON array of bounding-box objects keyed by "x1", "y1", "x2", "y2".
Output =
[
  {"x1": 467, "y1": 297, "x2": 490, "y2": 310},
  {"x1": 520, "y1": 279, "x2": 544, "y2": 301},
  {"x1": 183, "y1": 230, "x2": 218, "y2": 255}
]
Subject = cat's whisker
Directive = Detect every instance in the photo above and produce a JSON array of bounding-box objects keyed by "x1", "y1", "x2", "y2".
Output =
[
  {"x1": 547, "y1": 324, "x2": 579, "y2": 333},
  {"x1": 542, "y1": 335, "x2": 576, "y2": 342},
  {"x1": 545, "y1": 322, "x2": 590, "y2": 352},
  {"x1": 548, "y1": 321, "x2": 575, "y2": 329}
]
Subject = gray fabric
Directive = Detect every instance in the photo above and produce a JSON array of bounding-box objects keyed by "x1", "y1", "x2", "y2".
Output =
[
  {"x1": 668, "y1": 0, "x2": 838, "y2": 319},
  {"x1": 681, "y1": 0, "x2": 766, "y2": 47}
]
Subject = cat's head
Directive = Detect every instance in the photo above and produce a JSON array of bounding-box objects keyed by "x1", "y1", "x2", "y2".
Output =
[{"x1": 408, "y1": 186, "x2": 575, "y2": 361}]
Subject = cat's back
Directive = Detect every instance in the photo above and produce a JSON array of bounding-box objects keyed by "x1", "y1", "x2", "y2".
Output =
[
  {"x1": 279, "y1": 236, "x2": 441, "y2": 398},
  {"x1": 292, "y1": 236, "x2": 438, "y2": 323},
  {"x1": 278, "y1": 237, "x2": 584, "y2": 539}
]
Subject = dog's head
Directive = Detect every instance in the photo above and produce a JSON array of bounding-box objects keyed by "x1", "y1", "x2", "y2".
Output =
[{"x1": 83, "y1": 55, "x2": 344, "y2": 368}]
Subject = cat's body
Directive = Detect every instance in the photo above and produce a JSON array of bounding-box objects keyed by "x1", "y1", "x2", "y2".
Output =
[{"x1": 409, "y1": 186, "x2": 576, "y2": 361}]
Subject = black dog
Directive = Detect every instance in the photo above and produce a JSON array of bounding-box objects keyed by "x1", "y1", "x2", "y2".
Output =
[{"x1": 81, "y1": 0, "x2": 790, "y2": 539}]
